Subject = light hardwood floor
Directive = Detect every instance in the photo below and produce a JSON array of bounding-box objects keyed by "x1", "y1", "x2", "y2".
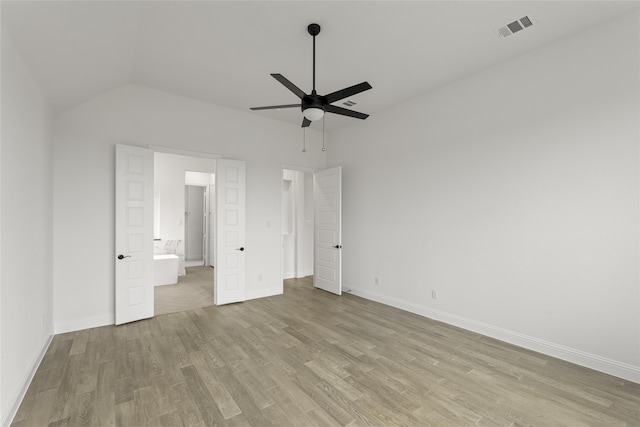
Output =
[{"x1": 11, "y1": 277, "x2": 640, "y2": 426}]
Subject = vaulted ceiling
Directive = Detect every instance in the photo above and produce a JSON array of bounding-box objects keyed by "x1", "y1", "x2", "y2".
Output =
[{"x1": 3, "y1": 1, "x2": 638, "y2": 130}]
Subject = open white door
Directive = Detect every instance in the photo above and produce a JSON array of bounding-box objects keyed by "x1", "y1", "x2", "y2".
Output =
[
  {"x1": 115, "y1": 144, "x2": 154, "y2": 325},
  {"x1": 209, "y1": 184, "x2": 216, "y2": 266},
  {"x1": 215, "y1": 159, "x2": 246, "y2": 305},
  {"x1": 313, "y1": 166, "x2": 342, "y2": 295}
]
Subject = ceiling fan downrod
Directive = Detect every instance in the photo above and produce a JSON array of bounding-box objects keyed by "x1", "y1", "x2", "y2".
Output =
[{"x1": 308, "y1": 23, "x2": 320, "y2": 94}]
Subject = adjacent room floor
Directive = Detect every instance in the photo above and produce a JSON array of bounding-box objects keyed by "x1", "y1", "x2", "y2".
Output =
[{"x1": 154, "y1": 265, "x2": 214, "y2": 316}]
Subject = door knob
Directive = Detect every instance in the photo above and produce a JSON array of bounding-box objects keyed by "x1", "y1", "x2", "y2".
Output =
[
  {"x1": 236, "y1": 247, "x2": 245, "y2": 251},
  {"x1": 333, "y1": 245, "x2": 342, "y2": 249},
  {"x1": 117, "y1": 254, "x2": 131, "y2": 260}
]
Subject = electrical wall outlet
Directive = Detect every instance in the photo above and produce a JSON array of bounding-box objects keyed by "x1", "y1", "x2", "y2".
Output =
[
  {"x1": 374, "y1": 277, "x2": 380, "y2": 286},
  {"x1": 431, "y1": 290, "x2": 438, "y2": 299}
]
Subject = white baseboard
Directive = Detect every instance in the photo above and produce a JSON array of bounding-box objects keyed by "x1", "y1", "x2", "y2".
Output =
[
  {"x1": 347, "y1": 285, "x2": 640, "y2": 384},
  {"x1": 54, "y1": 314, "x2": 114, "y2": 335},
  {"x1": 295, "y1": 269, "x2": 313, "y2": 278},
  {"x1": 2, "y1": 334, "x2": 53, "y2": 427},
  {"x1": 245, "y1": 286, "x2": 282, "y2": 301},
  {"x1": 283, "y1": 270, "x2": 313, "y2": 280}
]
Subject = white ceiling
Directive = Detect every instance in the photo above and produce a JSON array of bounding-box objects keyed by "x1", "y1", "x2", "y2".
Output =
[{"x1": 3, "y1": 1, "x2": 638, "y2": 130}]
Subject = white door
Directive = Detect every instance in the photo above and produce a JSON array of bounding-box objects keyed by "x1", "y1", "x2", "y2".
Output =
[
  {"x1": 215, "y1": 159, "x2": 246, "y2": 305},
  {"x1": 202, "y1": 188, "x2": 208, "y2": 265},
  {"x1": 313, "y1": 166, "x2": 342, "y2": 295},
  {"x1": 209, "y1": 184, "x2": 216, "y2": 266},
  {"x1": 115, "y1": 144, "x2": 154, "y2": 325}
]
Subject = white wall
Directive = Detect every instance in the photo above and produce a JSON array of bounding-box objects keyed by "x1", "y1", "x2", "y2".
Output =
[
  {"x1": 328, "y1": 11, "x2": 640, "y2": 381},
  {"x1": 0, "y1": 34, "x2": 54, "y2": 424},
  {"x1": 53, "y1": 84, "x2": 326, "y2": 333}
]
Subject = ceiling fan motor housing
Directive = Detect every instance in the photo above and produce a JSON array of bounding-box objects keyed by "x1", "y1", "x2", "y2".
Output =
[{"x1": 302, "y1": 93, "x2": 327, "y2": 113}]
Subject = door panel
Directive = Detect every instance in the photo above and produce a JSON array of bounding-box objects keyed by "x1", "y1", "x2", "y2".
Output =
[
  {"x1": 209, "y1": 184, "x2": 216, "y2": 266},
  {"x1": 115, "y1": 144, "x2": 154, "y2": 325},
  {"x1": 313, "y1": 166, "x2": 342, "y2": 295},
  {"x1": 215, "y1": 159, "x2": 246, "y2": 305}
]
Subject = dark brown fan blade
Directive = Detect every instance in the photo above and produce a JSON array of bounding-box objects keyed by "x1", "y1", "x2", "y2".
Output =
[
  {"x1": 302, "y1": 117, "x2": 311, "y2": 127},
  {"x1": 250, "y1": 104, "x2": 300, "y2": 111},
  {"x1": 324, "y1": 82, "x2": 372, "y2": 104},
  {"x1": 326, "y1": 105, "x2": 369, "y2": 120},
  {"x1": 271, "y1": 74, "x2": 307, "y2": 99}
]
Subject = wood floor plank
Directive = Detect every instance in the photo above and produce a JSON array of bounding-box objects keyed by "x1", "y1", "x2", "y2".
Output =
[
  {"x1": 262, "y1": 363, "x2": 318, "y2": 413},
  {"x1": 133, "y1": 386, "x2": 162, "y2": 427},
  {"x1": 213, "y1": 366, "x2": 274, "y2": 427},
  {"x1": 266, "y1": 384, "x2": 318, "y2": 427},
  {"x1": 68, "y1": 390, "x2": 96, "y2": 426},
  {"x1": 114, "y1": 399, "x2": 136, "y2": 427},
  {"x1": 233, "y1": 369, "x2": 275, "y2": 410},
  {"x1": 287, "y1": 370, "x2": 355, "y2": 426},
  {"x1": 95, "y1": 360, "x2": 115, "y2": 425},
  {"x1": 13, "y1": 388, "x2": 57, "y2": 427},
  {"x1": 180, "y1": 365, "x2": 225, "y2": 426},
  {"x1": 159, "y1": 410, "x2": 186, "y2": 427},
  {"x1": 169, "y1": 382, "x2": 205, "y2": 427},
  {"x1": 37, "y1": 338, "x2": 74, "y2": 392},
  {"x1": 189, "y1": 351, "x2": 242, "y2": 419},
  {"x1": 259, "y1": 404, "x2": 294, "y2": 427},
  {"x1": 47, "y1": 352, "x2": 84, "y2": 423},
  {"x1": 10, "y1": 276, "x2": 640, "y2": 426}
]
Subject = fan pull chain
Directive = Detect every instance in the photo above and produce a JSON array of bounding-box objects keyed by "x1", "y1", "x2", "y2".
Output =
[
  {"x1": 302, "y1": 128, "x2": 307, "y2": 153},
  {"x1": 322, "y1": 116, "x2": 326, "y2": 151}
]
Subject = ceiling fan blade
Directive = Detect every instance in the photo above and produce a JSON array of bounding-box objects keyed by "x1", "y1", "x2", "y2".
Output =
[
  {"x1": 271, "y1": 74, "x2": 307, "y2": 99},
  {"x1": 325, "y1": 82, "x2": 372, "y2": 104},
  {"x1": 302, "y1": 117, "x2": 311, "y2": 127},
  {"x1": 326, "y1": 105, "x2": 369, "y2": 120},
  {"x1": 250, "y1": 104, "x2": 300, "y2": 111}
]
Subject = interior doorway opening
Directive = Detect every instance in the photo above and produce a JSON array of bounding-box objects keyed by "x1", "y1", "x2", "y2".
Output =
[
  {"x1": 184, "y1": 170, "x2": 215, "y2": 267},
  {"x1": 185, "y1": 185, "x2": 205, "y2": 266},
  {"x1": 153, "y1": 152, "x2": 216, "y2": 315},
  {"x1": 281, "y1": 167, "x2": 314, "y2": 286}
]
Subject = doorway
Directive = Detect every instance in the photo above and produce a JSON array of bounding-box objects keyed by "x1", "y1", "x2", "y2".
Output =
[
  {"x1": 154, "y1": 152, "x2": 215, "y2": 315},
  {"x1": 281, "y1": 167, "x2": 314, "y2": 285},
  {"x1": 185, "y1": 185, "x2": 205, "y2": 266},
  {"x1": 116, "y1": 146, "x2": 247, "y2": 324}
]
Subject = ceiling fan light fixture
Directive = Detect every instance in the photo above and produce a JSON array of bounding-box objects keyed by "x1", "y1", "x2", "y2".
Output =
[
  {"x1": 303, "y1": 107, "x2": 324, "y2": 122},
  {"x1": 250, "y1": 22, "x2": 371, "y2": 127}
]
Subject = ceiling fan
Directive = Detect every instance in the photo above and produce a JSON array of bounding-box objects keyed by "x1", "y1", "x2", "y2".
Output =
[{"x1": 250, "y1": 23, "x2": 372, "y2": 127}]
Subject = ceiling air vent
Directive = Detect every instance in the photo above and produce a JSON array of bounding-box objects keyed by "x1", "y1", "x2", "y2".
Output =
[
  {"x1": 342, "y1": 100, "x2": 357, "y2": 107},
  {"x1": 495, "y1": 15, "x2": 536, "y2": 38}
]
